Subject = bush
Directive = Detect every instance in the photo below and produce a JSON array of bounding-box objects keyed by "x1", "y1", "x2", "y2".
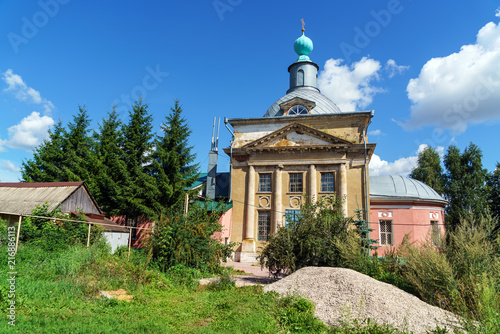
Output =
[
  {"x1": 149, "y1": 206, "x2": 235, "y2": 273},
  {"x1": 19, "y1": 203, "x2": 102, "y2": 251},
  {"x1": 259, "y1": 197, "x2": 352, "y2": 277}
]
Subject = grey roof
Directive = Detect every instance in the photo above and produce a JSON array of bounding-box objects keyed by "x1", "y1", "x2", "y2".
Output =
[
  {"x1": 263, "y1": 88, "x2": 342, "y2": 117},
  {"x1": 370, "y1": 175, "x2": 446, "y2": 202},
  {"x1": 0, "y1": 182, "x2": 95, "y2": 215}
]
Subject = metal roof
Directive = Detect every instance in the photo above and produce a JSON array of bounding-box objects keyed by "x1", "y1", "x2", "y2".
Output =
[
  {"x1": 370, "y1": 175, "x2": 446, "y2": 202},
  {"x1": 0, "y1": 182, "x2": 91, "y2": 215},
  {"x1": 263, "y1": 88, "x2": 343, "y2": 117}
]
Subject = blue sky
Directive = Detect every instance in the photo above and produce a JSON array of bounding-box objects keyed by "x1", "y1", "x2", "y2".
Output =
[{"x1": 1, "y1": 0, "x2": 500, "y2": 182}]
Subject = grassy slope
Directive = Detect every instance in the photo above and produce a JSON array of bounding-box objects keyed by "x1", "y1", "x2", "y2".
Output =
[{"x1": 0, "y1": 242, "x2": 435, "y2": 334}]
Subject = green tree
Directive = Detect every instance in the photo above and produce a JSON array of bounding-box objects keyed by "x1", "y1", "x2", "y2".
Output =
[
  {"x1": 409, "y1": 146, "x2": 445, "y2": 194},
  {"x1": 93, "y1": 107, "x2": 130, "y2": 216},
  {"x1": 152, "y1": 100, "x2": 199, "y2": 212},
  {"x1": 121, "y1": 99, "x2": 161, "y2": 219},
  {"x1": 21, "y1": 121, "x2": 67, "y2": 182},
  {"x1": 60, "y1": 106, "x2": 99, "y2": 195},
  {"x1": 487, "y1": 162, "x2": 500, "y2": 222},
  {"x1": 443, "y1": 143, "x2": 489, "y2": 229}
]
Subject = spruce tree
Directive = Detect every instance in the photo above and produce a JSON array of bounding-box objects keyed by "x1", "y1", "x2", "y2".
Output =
[
  {"x1": 410, "y1": 146, "x2": 445, "y2": 194},
  {"x1": 93, "y1": 107, "x2": 130, "y2": 216},
  {"x1": 122, "y1": 99, "x2": 161, "y2": 219},
  {"x1": 21, "y1": 121, "x2": 67, "y2": 182},
  {"x1": 152, "y1": 99, "x2": 199, "y2": 212},
  {"x1": 487, "y1": 162, "x2": 500, "y2": 222},
  {"x1": 60, "y1": 106, "x2": 100, "y2": 196},
  {"x1": 444, "y1": 143, "x2": 489, "y2": 229}
]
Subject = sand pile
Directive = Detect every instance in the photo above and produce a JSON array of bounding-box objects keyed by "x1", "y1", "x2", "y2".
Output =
[{"x1": 264, "y1": 267, "x2": 462, "y2": 333}]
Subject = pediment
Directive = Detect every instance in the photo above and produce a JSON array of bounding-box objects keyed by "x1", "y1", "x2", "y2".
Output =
[
  {"x1": 242, "y1": 123, "x2": 352, "y2": 150},
  {"x1": 279, "y1": 97, "x2": 316, "y2": 113}
]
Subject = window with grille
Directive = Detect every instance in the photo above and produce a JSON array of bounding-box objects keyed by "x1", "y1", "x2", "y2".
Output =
[
  {"x1": 379, "y1": 220, "x2": 393, "y2": 246},
  {"x1": 431, "y1": 221, "x2": 440, "y2": 246},
  {"x1": 285, "y1": 209, "x2": 301, "y2": 227},
  {"x1": 258, "y1": 211, "x2": 271, "y2": 241},
  {"x1": 289, "y1": 173, "x2": 303, "y2": 192},
  {"x1": 258, "y1": 174, "x2": 272, "y2": 192},
  {"x1": 321, "y1": 172, "x2": 335, "y2": 192}
]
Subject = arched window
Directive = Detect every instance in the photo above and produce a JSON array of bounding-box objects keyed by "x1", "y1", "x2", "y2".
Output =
[
  {"x1": 287, "y1": 105, "x2": 308, "y2": 116},
  {"x1": 297, "y1": 69, "x2": 304, "y2": 86}
]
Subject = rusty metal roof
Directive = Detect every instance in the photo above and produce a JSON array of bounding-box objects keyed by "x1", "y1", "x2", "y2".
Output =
[{"x1": 0, "y1": 182, "x2": 87, "y2": 215}]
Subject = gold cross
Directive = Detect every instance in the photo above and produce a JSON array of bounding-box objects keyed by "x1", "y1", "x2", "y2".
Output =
[{"x1": 301, "y1": 18, "x2": 305, "y2": 32}]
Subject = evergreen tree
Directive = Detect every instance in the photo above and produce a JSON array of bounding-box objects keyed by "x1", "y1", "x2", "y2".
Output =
[
  {"x1": 122, "y1": 99, "x2": 161, "y2": 219},
  {"x1": 487, "y1": 162, "x2": 500, "y2": 221},
  {"x1": 443, "y1": 143, "x2": 489, "y2": 229},
  {"x1": 93, "y1": 107, "x2": 130, "y2": 216},
  {"x1": 59, "y1": 106, "x2": 100, "y2": 196},
  {"x1": 21, "y1": 121, "x2": 67, "y2": 182},
  {"x1": 409, "y1": 146, "x2": 445, "y2": 194},
  {"x1": 152, "y1": 100, "x2": 199, "y2": 212}
]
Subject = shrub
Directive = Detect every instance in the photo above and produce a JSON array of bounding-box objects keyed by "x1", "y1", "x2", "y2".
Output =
[
  {"x1": 149, "y1": 206, "x2": 235, "y2": 273},
  {"x1": 20, "y1": 203, "x2": 102, "y2": 251},
  {"x1": 259, "y1": 197, "x2": 352, "y2": 277}
]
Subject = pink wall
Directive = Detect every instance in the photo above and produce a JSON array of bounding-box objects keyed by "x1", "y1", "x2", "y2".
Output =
[
  {"x1": 369, "y1": 201, "x2": 445, "y2": 256},
  {"x1": 212, "y1": 208, "x2": 232, "y2": 244}
]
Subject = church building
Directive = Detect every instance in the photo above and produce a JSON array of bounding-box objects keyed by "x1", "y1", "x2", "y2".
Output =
[{"x1": 224, "y1": 27, "x2": 376, "y2": 262}]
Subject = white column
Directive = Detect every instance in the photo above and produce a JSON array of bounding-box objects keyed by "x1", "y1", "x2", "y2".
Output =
[
  {"x1": 340, "y1": 163, "x2": 348, "y2": 216},
  {"x1": 245, "y1": 165, "x2": 255, "y2": 240},
  {"x1": 309, "y1": 164, "x2": 317, "y2": 203},
  {"x1": 273, "y1": 166, "x2": 282, "y2": 233}
]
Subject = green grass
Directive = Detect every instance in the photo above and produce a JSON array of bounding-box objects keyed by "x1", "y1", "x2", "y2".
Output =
[{"x1": 0, "y1": 242, "x2": 448, "y2": 333}]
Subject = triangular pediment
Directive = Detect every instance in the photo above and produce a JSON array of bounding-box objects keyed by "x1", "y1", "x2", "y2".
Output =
[{"x1": 242, "y1": 123, "x2": 353, "y2": 150}]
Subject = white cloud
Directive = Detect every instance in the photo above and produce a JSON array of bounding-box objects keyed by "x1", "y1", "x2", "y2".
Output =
[
  {"x1": 0, "y1": 160, "x2": 20, "y2": 173},
  {"x1": 368, "y1": 129, "x2": 384, "y2": 136},
  {"x1": 385, "y1": 59, "x2": 409, "y2": 78},
  {"x1": 369, "y1": 153, "x2": 417, "y2": 176},
  {"x1": 496, "y1": 8, "x2": 500, "y2": 18},
  {"x1": 2, "y1": 69, "x2": 55, "y2": 114},
  {"x1": 4, "y1": 112, "x2": 54, "y2": 151},
  {"x1": 402, "y1": 21, "x2": 500, "y2": 134},
  {"x1": 318, "y1": 57, "x2": 384, "y2": 112},
  {"x1": 369, "y1": 144, "x2": 444, "y2": 176}
]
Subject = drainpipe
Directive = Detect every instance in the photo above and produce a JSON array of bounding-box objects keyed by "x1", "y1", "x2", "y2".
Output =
[
  {"x1": 362, "y1": 113, "x2": 373, "y2": 245},
  {"x1": 224, "y1": 117, "x2": 234, "y2": 202}
]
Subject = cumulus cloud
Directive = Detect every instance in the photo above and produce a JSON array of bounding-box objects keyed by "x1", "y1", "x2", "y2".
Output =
[
  {"x1": 368, "y1": 129, "x2": 384, "y2": 136},
  {"x1": 369, "y1": 153, "x2": 417, "y2": 176},
  {"x1": 4, "y1": 112, "x2": 54, "y2": 151},
  {"x1": 369, "y1": 144, "x2": 444, "y2": 176},
  {"x1": 318, "y1": 57, "x2": 384, "y2": 112},
  {"x1": 385, "y1": 59, "x2": 409, "y2": 78},
  {"x1": 2, "y1": 69, "x2": 55, "y2": 114},
  {"x1": 496, "y1": 8, "x2": 500, "y2": 18},
  {"x1": 402, "y1": 21, "x2": 500, "y2": 134},
  {"x1": 0, "y1": 160, "x2": 20, "y2": 173}
]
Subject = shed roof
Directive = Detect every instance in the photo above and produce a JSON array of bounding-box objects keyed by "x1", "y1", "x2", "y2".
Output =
[{"x1": 0, "y1": 182, "x2": 101, "y2": 215}]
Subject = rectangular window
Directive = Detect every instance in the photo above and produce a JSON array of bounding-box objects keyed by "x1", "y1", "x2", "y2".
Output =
[
  {"x1": 285, "y1": 209, "x2": 301, "y2": 227},
  {"x1": 321, "y1": 172, "x2": 335, "y2": 192},
  {"x1": 289, "y1": 173, "x2": 303, "y2": 192},
  {"x1": 127, "y1": 217, "x2": 137, "y2": 240},
  {"x1": 258, "y1": 211, "x2": 271, "y2": 241},
  {"x1": 258, "y1": 173, "x2": 272, "y2": 192},
  {"x1": 379, "y1": 220, "x2": 393, "y2": 246},
  {"x1": 431, "y1": 221, "x2": 440, "y2": 246}
]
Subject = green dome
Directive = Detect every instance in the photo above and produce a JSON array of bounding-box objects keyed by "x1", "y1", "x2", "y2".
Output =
[{"x1": 293, "y1": 32, "x2": 313, "y2": 61}]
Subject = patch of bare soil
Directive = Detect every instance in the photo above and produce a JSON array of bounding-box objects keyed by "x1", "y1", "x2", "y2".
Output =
[{"x1": 100, "y1": 289, "x2": 133, "y2": 302}]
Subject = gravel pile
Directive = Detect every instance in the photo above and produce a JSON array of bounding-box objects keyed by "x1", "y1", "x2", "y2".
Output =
[{"x1": 264, "y1": 267, "x2": 463, "y2": 334}]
